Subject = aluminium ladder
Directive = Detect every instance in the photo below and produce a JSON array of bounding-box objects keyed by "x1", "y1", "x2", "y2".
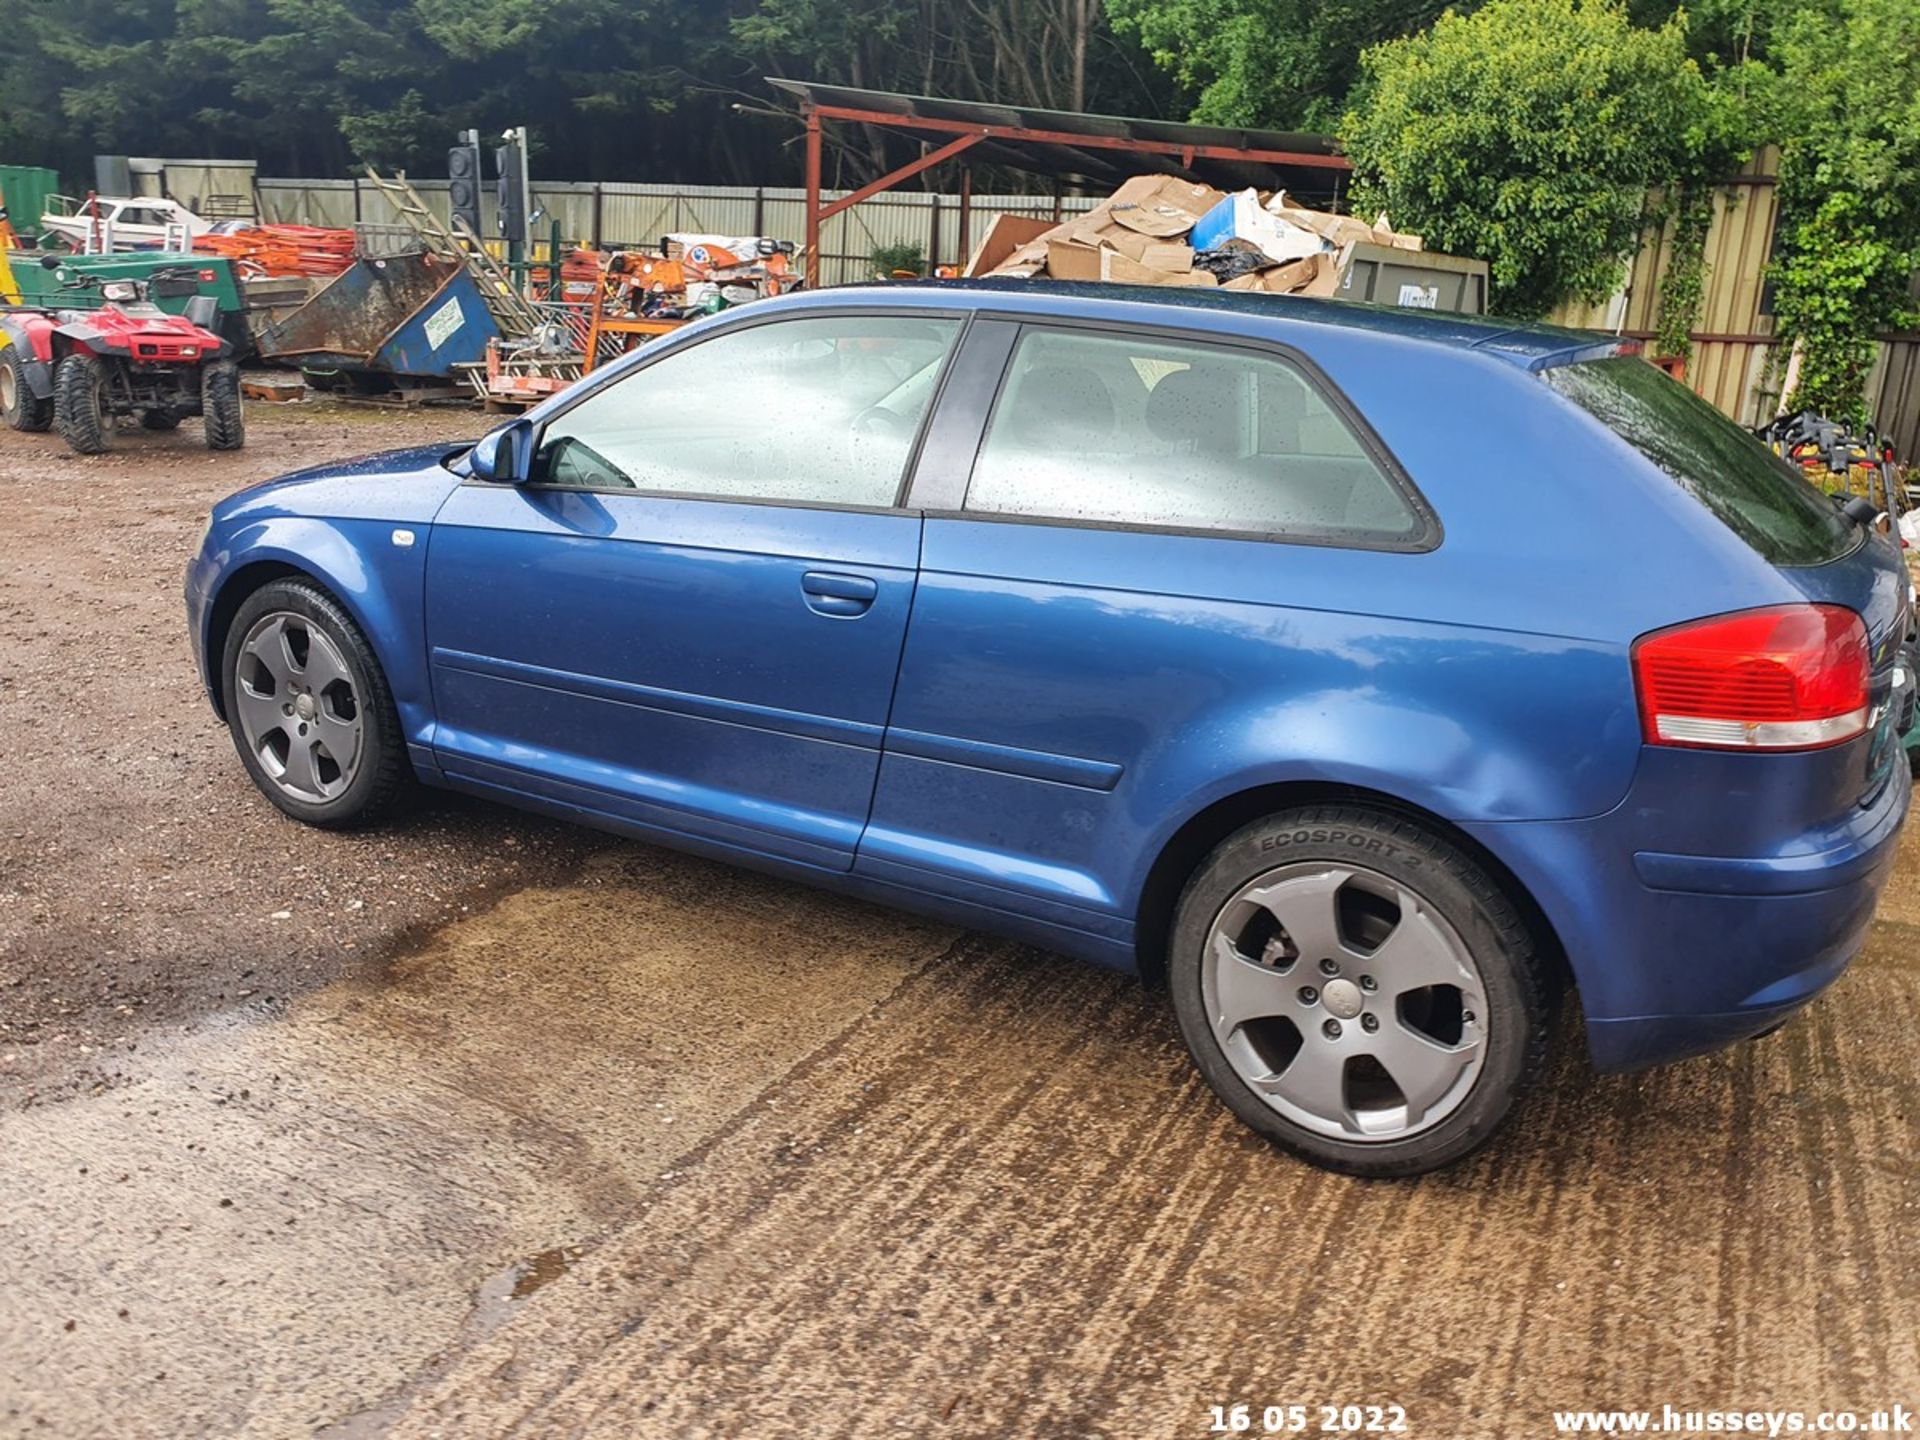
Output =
[{"x1": 361, "y1": 166, "x2": 546, "y2": 341}]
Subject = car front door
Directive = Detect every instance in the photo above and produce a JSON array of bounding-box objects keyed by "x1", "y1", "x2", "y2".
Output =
[{"x1": 424, "y1": 308, "x2": 964, "y2": 870}]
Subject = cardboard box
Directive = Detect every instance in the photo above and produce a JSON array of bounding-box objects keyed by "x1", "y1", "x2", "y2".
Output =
[
  {"x1": 1221, "y1": 252, "x2": 1341, "y2": 296},
  {"x1": 1045, "y1": 238, "x2": 1104, "y2": 282},
  {"x1": 964, "y1": 213, "x2": 1055, "y2": 277},
  {"x1": 1105, "y1": 174, "x2": 1223, "y2": 224},
  {"x1": 1100, "y1": 248, "x2": 1207, "y2": 285}
]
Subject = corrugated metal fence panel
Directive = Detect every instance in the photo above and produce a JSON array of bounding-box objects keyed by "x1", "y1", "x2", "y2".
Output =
[
  {"x1": 1870, "y1": 339, "x2": 1920, "y2": 458},
  {"x1": 258, "y1": 180, "x2": 357, "y2": 227},
  {"x1": 1547, "y1": 150, "x2": 1788, "y2": 425},
  {"x1": 257, "y1": 177, "x2": 1100, "y2": 283}
]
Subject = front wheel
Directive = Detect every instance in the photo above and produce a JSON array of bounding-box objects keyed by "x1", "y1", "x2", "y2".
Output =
[
  {"x1": 1168, "y1": 806, "x2": 1550, "y2": 1177},
  {"x1": 221, "y1": 580, "x2": 412, "y2": 829},
  {"x1": 54, "y1": 353, "x2": 116, "y2": 454}
]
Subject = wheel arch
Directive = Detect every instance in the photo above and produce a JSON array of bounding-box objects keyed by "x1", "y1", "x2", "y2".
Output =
[
  {"x1": 203, "y1": 559, "x2": 311, "y2": 719},
  {"x1": 1132, "y1": 780, "x2": 1572, "y2": 1001}
]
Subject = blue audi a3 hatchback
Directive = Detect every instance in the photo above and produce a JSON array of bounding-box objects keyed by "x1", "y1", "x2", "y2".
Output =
[{"x1": 185, "y1": 283, "x2": 1912, "y2": 1174}]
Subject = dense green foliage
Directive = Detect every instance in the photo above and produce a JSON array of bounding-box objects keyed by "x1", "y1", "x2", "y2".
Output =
[
  {"x1": 1764, "y1": 0, "x2": 1920, "y2": 418},
  {"x1": 1653, "y1": 188, "x2": 1715, "y2": 364},
  {"x1": 1337, "y1": 0, "x2": 1713, "y2": 317},
  {"x1": 869, "y1": 240, "x2": 929, "y2": 276},
  {"x1": 0, "y1": 0, "x2": 1177, "y2": 186},
  {"x1": 1106, "y1": 0, "x2": 1455, "y2": 133}
]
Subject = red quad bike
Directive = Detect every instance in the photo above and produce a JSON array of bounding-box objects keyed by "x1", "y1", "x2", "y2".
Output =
[{"x1": 0, "y1": 255, "x2": 244, "y2": 455}]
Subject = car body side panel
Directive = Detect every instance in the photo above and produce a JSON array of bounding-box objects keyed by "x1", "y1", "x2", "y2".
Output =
[{"x1": 857, "y1": 522, "x2": 1640, "y2": 934}]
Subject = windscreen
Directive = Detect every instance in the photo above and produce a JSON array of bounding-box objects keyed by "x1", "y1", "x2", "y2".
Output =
[{"x1": 1544, "y1": 357, "x2": 1857, "y2": 567}]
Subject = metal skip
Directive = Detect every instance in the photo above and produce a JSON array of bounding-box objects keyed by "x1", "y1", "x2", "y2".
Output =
[{"x1": 251, "y1": 251, "x2": 501, "y2": 379}]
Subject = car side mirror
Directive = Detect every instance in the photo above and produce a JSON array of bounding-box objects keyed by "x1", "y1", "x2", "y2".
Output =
[{"x1": 470, "y1": 418, "x2": 534, "y2": 484}]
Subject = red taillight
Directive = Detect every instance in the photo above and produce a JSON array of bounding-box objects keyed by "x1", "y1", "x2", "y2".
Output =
[{"x1": 1632, "y1": 604, "x2": 1870, "y2": 751}]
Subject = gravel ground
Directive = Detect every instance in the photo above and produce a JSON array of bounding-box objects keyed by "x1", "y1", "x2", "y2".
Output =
[{"x1": 0, "y1": 403, "x2": 600, "y2": 1107}]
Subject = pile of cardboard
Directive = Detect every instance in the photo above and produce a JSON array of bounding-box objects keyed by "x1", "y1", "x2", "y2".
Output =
[{"x1": 963, "y1": 174, "x2": 1425, "y2": 297}]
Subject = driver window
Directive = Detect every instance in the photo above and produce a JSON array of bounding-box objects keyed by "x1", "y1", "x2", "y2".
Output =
[{"x1": 532, "y1": 314, "x2": 961, "y2": 506}]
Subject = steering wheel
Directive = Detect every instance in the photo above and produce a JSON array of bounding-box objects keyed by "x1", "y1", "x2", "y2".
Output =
[{"x1": 849, "y1": 403, "x2": 911, "y2": 443}]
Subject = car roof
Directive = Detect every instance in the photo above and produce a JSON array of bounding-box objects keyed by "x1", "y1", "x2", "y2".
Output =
[{"x1": 773, "y1": 278, "x2": 1621, "y2": 372}]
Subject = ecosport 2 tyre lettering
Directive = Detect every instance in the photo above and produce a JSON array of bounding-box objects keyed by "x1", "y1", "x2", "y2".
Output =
[
  {"x1": 0, "y1": 347, "x2": 52, "y2": 432},
  {"x1": 220, "y1": 580, "x2": 411, "y2": 829},
  {"x1": 1168, "y1": 806, "x2": 1551, "y2": 1177},
  {"x1": 54, "y1": 352, "x2": 115, "y2": 454}
]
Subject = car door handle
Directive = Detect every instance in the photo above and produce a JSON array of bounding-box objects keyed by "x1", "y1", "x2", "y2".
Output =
[{"x1": 801, "y1": 571, "x2": 878, "y2": 617}]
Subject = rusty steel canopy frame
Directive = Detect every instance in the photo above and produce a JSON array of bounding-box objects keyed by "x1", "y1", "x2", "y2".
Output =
[{"x1": 775, "y1": 79, "x2": 1353, "y2": 288}]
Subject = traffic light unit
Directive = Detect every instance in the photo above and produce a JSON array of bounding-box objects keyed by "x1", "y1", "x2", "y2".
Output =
[{"x1": 446, "y1": 130, "x2": 483, "y2": 238}]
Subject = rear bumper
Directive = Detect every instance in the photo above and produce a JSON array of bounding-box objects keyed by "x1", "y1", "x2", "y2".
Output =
[{"x1": 1466, "y1": 753, "x2": 1909, "y2": 1073}]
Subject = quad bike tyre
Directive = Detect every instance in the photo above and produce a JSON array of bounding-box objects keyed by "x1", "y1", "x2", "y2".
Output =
[
  {"x1": 54, "y1": 353, "x2": 116, "y2": 454},
  {"x1": 1, "y1": 348, "x2": 53, "y2": 432},
  {"x1": 140, "y1": 411, "x2": 182, "y2": 431},
  {"x1": 202, "y1": 361, "x2": 245, "y2": 451}
]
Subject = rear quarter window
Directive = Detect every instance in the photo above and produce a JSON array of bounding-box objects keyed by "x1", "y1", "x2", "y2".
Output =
[{"x1": 1544, "y1": 357, "x2": 1856, "y2": 566}]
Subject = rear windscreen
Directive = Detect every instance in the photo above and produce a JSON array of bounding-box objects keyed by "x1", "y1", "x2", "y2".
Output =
[{"x1": 1544, "y1": 357, "x2": 1857, "y2": 566}]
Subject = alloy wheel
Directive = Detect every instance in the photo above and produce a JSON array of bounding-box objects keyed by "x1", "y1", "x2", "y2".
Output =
[
  {"x1": 231, "y1": 611, "x2": 364, "y2": 803},
  {"x1": 1201, "y1": 862, "x2": 1488, "y2": 1141}
]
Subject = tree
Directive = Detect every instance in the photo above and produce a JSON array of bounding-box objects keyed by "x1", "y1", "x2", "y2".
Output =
[
  {"x1": 1338, "y1": 0, "x2": 1715, "y2": 316},
  {"x1": 1763, "y1": 0, "x2": 1920, "y2": 419},
  {"x1": 734, "y1": 0, "x2": 1178, "y2": 184},
  {"x1": 1108, "y1": 0, "x2": 1454, "y2": 132}
]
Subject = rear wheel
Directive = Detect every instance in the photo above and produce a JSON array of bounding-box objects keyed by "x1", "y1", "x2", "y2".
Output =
[
  {"x1": 139, "y1": 410, "x2": 181, "y2": 431},
  {"x1": 221, "y1": 580, "x2": 411, "y2": 829},
  {"x1": 54, "y1": 353, "x2": 116, "y2": 454},
  {"x1": 202, "y1": 360, "x2": 245, "y2": 451},
  {"x1": 0, "y1": 348, "x2": 52, "y2": 432},
  {"x1": 1168, "y1": 806, "x2": 1550, "y2": 1176}
]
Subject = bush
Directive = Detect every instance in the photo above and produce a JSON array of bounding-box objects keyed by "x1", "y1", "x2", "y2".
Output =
[
  {"x1": 1765, "y1": 0, "x2": 1920, "y2": 421},
  {"x1": 1340, "y1": 0, "x2": 1712, "y2": 318},
  {"x1": 870, "y1": 242, "x2": 928, "y2": 278}
]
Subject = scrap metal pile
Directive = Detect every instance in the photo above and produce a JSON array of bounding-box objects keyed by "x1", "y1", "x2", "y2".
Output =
[
  {"x1": 968, "y1": 174, "x2": 1483, "y2": 311},
  {"x1": 596, "y1": 234, "x2": 798, "y2": 322}
]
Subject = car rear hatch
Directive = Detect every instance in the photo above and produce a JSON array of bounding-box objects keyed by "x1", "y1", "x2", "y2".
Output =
[{"x1": 1544, "y1": 356, "x2": 1912, "y2": 807}]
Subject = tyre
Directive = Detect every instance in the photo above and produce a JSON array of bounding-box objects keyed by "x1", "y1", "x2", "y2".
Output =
[
  {"x1": 54, "y1": 353, "x2": 116, "y2": 454},
  {"x1": 139, "y1": 410, "x2": 181, "y2": 431},
  {"x1": 0, "y1": 347, "x2": 52, "y2": 432},
  {"x1": 220, "y1": 580, "x2": 412, "y2": 829},
  {"x1": 1168, "y1": 806, "x2": 1550, "y2": 1177},
  {"x1": 201, "y1": 360, "x2": 245, "y2": 451}
]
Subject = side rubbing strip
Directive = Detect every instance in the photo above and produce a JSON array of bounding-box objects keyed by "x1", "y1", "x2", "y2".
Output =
[{"x1": 884, "y1": 727, "x2": 1123, "y2": 791}]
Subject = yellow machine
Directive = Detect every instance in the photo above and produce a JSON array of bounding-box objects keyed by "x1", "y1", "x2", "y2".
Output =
[{"x1": 0, "y1": 178, "x2": 21, "y2": 301}]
